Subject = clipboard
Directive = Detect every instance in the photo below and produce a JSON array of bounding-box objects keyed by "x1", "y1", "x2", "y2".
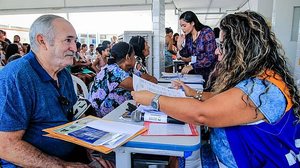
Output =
[{"x1": 43, "y1": 115, "x2": 147, "y2": 154}]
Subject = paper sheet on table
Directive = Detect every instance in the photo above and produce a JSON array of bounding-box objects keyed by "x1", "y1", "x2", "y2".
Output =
[
  {"x1": 142, "y1": 122, "x2": 198, "y2": 136},
  {"x1": 133, "y1": 74, "x2": 185, "y2": 97}
]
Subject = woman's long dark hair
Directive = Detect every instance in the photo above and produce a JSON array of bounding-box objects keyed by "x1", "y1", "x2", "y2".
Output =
[
  {"x1": 109, "y1": 42, "x2": 134, "y2": 64},
  {"x1": 129, "y1": 36, "x2": 146, "y2": 65},
  {"x1": 209, "y1": 11, "x2": 300, "y2": 119},
  {"x1": 179, "y1": 11, "x2": 209, "y2": 32}
]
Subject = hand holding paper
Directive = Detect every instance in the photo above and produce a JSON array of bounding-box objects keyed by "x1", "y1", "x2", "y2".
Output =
[{"x1": 133, "y1": 74, "x2": 185, "y2": 97}]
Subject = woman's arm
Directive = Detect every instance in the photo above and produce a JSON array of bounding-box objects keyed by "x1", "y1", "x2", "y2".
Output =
[
  {"x1": 140, "y1": 73, "x2": 158, "y2": 84},
  {"x1": 119, "y1": 77, "x2": 134, "y2": 91},
  {"x1": 91, "y1": 57, "x2": 100, "y2": 73},
  {"x1": 119, "y1": 73, "x2": 158, "y2": 91},
  {"x1": 132, "y1": 88, "x2": 265, "y2": 127}
]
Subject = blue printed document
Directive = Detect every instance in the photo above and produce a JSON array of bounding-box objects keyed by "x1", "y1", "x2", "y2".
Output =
[
  {"x1": 68, "y1": 126, "x2": 110, "y2": 144},
  {"x1": 68, "y1": 126, "x2": 126, "y2": 146}
]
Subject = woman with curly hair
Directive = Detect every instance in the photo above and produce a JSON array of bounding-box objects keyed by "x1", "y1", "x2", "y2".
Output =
[{"x1": 132, "y1": 11, "x2": 300, "y2": 167}]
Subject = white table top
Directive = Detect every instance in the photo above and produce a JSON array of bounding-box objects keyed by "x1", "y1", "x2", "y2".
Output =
[{"x1": 103, "y1": 100, "x2": 201, "y2": 152}]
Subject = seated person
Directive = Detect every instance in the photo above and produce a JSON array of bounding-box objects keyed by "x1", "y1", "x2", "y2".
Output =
[
  {"x1": 89, "y1": 42, "x2": 156, "y2": 117},
  {"x1": 5, "y1": 43, "x2": 20, "y2": 65},
  {"x1": 0, "y1": 14, "x2": 112, "y2": 168},
  {"x1": 129, "y1": 36, "x2": 157, "y2": 83},
  {"x1": 71, "y1": 42, "x2": 95, "y2": 85},
  {"x1": 91, "y1": 46, "x2": 110, "y2": 73}
]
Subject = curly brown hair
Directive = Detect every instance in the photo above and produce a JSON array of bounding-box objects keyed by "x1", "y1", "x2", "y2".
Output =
[{"x1": 208, "y1": 11, "x2": 300, "y2": 119}]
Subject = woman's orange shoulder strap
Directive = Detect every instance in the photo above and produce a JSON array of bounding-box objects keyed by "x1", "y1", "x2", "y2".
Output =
[{"x1": 258, "y1": 70, "x2": 293, "y2": 111}]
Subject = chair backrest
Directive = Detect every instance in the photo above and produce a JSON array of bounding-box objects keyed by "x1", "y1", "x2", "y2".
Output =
[{"x1": 71, "y1": 74, "x2": 89, "y2": 99}]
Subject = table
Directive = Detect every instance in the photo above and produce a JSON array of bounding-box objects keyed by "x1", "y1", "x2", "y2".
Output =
[{"x1": 103, "y1": 100, "x2": 201, "y2": 168}]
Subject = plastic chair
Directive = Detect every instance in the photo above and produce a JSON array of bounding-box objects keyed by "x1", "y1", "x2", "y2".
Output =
[{"x1": 71, "y1": 74, "x2": 89, "y2": 99}]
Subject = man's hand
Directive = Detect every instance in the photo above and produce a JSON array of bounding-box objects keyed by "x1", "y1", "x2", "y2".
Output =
[{"x1": 0, "y1": 130, "x2": 90, "y2": 168}]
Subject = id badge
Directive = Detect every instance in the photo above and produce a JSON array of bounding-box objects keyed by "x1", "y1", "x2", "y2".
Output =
[{"x1": 191, "y1": 56, "x2": 197, "y2": 63}]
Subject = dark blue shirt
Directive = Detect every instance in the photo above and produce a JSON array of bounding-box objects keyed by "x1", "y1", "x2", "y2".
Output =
[{"x1": 0, "y1": 51, "x2": 79, "y2": 167}]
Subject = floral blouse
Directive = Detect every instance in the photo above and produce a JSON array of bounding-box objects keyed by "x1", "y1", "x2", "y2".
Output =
[
  {"x1": 179, "y1": 27, "x2": 217, "y2": 82},
  {"x1": 89, "y1": 64, "x2": 139, "y2": 117}
]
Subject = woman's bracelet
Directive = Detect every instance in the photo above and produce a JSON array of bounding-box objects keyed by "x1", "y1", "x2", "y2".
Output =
[{"x1": 193, "y1": 89, "x2": 203, "y2": 101}]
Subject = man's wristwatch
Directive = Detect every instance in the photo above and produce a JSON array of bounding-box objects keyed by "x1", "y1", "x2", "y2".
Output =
[{"x1": 151, "y1": 94, "x2": 161, "y2": 111}]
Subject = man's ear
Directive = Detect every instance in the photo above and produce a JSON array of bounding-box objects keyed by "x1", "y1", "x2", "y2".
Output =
[{"x1": 37, "y1": 34, "x2": 47, "y2": 50}]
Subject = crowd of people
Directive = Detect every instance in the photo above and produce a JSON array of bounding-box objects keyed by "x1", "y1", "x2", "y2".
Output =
[
  {"x1": 0, "y1": 9, "x2": 300, "y2": 168},
  {"x1": 0, "y1": 30, "x2": 31, "y2": 66}
]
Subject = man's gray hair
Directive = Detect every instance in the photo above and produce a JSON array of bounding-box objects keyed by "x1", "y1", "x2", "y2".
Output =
[{"x1": 29, "y1": 14, "x2": 64, "y2": 52}]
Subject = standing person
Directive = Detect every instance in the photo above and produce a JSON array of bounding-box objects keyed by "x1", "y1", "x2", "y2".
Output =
[
  {"x1": 177, "y1": 11, "x2": 217, "y2": 89},
  {"x1": 89, "y1": 42, "x2": 156, "y2": 118},
  {"x1": 132, "y1": 11, "x2": 300, "y2": 167},
  {"x1": 0, "y1": 14, "x2": 113, "y2": 168},
  {"x1": 129, "y1": 36, "x2": 158, "y2": 83}
]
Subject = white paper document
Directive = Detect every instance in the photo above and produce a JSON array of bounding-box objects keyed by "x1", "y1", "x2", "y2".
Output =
[
  {"x1": 133, "y1": 74, "x2": 185, "y2": 97},
  {"x1": 54, "y1": 117, "x2": 144, "y2": 149},
  {"x1": 85, "y1": 119, "x2": 144, "y2": 148},
  {"x1": 146, "y1": 123, "x2": 193, "y2": 136}
]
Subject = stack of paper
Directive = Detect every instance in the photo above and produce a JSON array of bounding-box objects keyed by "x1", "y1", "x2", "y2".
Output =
[{"x1": 43, "y1": 116, "x2": 147, "y2": 154}]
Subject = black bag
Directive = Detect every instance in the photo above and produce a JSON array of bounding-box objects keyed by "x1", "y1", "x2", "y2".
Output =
[{"x1": 68, "y1": 97, "x2": 97, "y2": 121}]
